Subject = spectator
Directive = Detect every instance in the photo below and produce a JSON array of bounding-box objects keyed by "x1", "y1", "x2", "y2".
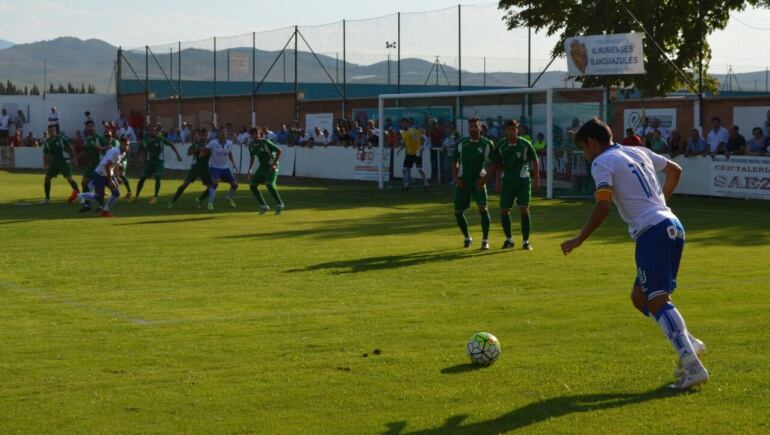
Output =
[
  {"x1": 724, "y1": 126, "x2": 745, "y2": 158},
  {"x1": 119, "y1": 121, "x2": 137, "y2": 144},
  {"x1": 650, "y1": 117, "x2": 670, "y2": 141},
  {"x1": 48, "y1": 107, "x2": 60, "y2": 133},
  {"x1": 533, "y1": 132, "x2": 546, "y2": 155},
  {"x1": 621, "y1": 128, "x2": 643, "y2": 146},
  {"x1": 23, "y1": 132, "x2": 38, "y2": 147},
  {"x1": 649, "y1": 130, "x2": 668, "y2": 154},
  {"x1": 129, "y1": 110, "x2": 143, "y2": 131},
  {"x1": 313, "y1": 127, "x2": 326, "y2": 146},
  {"x1": 323, "y1": 128, "x2": 332, "y2": 146},
  {"x1": 745, "y1": 127, "x2": 766, "y2": 156},
  {"x1": 276, "y1": 125, "x2": 289, "y2": 144},
  {"x1": 180, "y1": 122, "x2": 191, "y2": 142},
  {"x1": 70, "y1": 130, "x2": 85, "y2": 157},
  {"x1": 486, "y1": 118, "x2": 499, "y2": 140},
  {"x1": 634, "y1": 116, "x2": 652, "y2": 139},
  {"x1": 0, "y1": 109, "x2": 9, "y2": 146},
  {"x1": 706, "y1": 117, "x2": 728, "y2": 159},
  {"x1": 685, "y1": 129, "x2": 708, "y2": 157},
  {"x1": 668, "y1": 129, "x2": 687, "y2": 157},
  {"x1": 354, "y1": 126, "x2": 368, "y2": 148},
  {"x1": 84, "y1": 111, "x2": 93, "y2": 124},
  {"x1": 236, "y1": 125, "x2": 250, "y2": 145},
  {"x1": 13, "y1": 109, "x2": 27, "y2": 132},
  {"x1": 9, "y1": 130, "x2": 22, "y2": 147},
  {"x1": 763, "y1": 110, "x2": 770, "y2": 137},
  {"x1": 441, "y1": 126, "x2": 458, "y2": 183}
]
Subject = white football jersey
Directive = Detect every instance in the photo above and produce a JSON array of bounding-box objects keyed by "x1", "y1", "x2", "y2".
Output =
[
  {"x1": 206, "y1": 139, "x2": 233, "y2": 169},
  {"x1": 96, "y1": 147, "x2": 126, "y2": 176},
  {"x1": 591, "y1": 144, "x2": 677, "y2": 239}
]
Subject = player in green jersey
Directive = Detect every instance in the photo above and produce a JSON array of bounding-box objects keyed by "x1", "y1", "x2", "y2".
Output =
[
  {"x1": 42, "y1": 125, "x2": 80, "y2": 204},
  {"x1": 452, "y1": 117, "x2": 494, "y2": 250},
  {"x1": 246, "y1": 128, "x2": 284, "y2": 215},
  {"x1": 77, "y1": 120, "x2": 110, "y2": 211},
  {"x1": 169, "y1": 129, "x2": 211, "y2": 208},
  {"x1": 132, "y1": 124, "x2": 182, "y2": 204},
  {"x1": 489, "y1": 119, "x2": 540, "y2": 250}
]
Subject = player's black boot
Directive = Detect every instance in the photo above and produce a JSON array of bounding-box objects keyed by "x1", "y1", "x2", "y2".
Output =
[
  {"x1": 502, "y1": 240, "x2": 514, "y2": 249},
  {"x1": 463, "y1": 238, "x2": 473, "y2": 249}
]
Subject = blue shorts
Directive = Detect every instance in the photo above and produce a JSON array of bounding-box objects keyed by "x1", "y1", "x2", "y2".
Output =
[
  {"x1": 634, "y1": 218, "x2": 685, "y2": 301},
  {"x1": 91, "y1": 173, "x2": 120, "y2": 199},
  {"x1": 209, "y1": 167, "x2": 235, "y2": 183}
]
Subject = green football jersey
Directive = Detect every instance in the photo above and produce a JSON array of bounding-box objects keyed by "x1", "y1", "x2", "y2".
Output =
[
  {"x1": 189, "y1": 142, "x2": 210, "y2": 168},
  {"x1": 248, "y1": 139, "x2": 280, "y2": 169},
  {"x1": 43, "y1": 135, "x2": 72, "y2": 164},
  {"x1": 84, "y1": 134, "x2": 106, "y2": 166},
  {"x1": 453, "y1": 137, "x2": 494, "y2": 183},
  {"x1": 492, "y1": 137, "x2": 537, "y2": 182},
  {"x1": 140, "y1": 135, "x2": 172, "y2": 161}
]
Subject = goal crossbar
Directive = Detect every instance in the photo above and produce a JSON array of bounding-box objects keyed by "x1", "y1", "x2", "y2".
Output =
[{"x1": 377, "y1": 87, "x2": 608, "y2": 198}]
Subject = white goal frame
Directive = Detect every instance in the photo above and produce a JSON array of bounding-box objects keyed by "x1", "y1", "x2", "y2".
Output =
[{"x1": 377, "y1": 87, "x2": 608, "y2": 199}]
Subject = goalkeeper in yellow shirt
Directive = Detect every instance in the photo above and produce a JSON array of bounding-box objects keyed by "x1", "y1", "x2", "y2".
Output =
[{"x1": 398, "y1": 118, "x2": 429, "y2": 191}]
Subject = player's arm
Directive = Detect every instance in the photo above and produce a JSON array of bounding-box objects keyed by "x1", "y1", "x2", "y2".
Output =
[
  {"x1": 228, "y1": 151, "x2": 237, "y2": 172},
  {"x1": 186, "y1": 145, "x2": 196, "y2": 156},
  {"x1": 247, "y1": 148, "x2": 256, "y2": 175},
  {"x1": 269, "y1": 142, "x2": 282, "y2": 171},
  {"x1": 451, "y1": 157, "x2": 466, "y2": 188},
  {"x1": 528, "y1": 144, "x2": 540, "y2": 190},
  {"x1": 660, "y1": 159, "x2": 682, "y2": 202},
  {"x1": 560, "y1": 187, "x2": 612, "y2": 255},
  {"x1": 65, "y1": 138, "x2": 78, "y2": 167},
  {"x1": 167, "y1": 141, "x2": 183, "y2": 161}
]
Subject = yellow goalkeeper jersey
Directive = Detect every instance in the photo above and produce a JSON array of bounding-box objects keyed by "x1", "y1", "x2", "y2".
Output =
[{"x1": 400, "y1": 128, "x2": 423, "y2": 155}]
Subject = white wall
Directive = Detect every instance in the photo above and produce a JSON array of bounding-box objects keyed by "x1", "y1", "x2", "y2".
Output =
[{"x1": 0, "y1": 94, "x2": 118, "y2": 137}]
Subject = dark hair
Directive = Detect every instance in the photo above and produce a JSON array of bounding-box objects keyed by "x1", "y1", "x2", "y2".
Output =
[
  {"x1": 625, "y1": 128, "x2": 634, "y2": 133},
  {"x1": 468, "y1": 117, "x2": 481, "y2": 125},
  {"x1": 711, "y1": 117, "x2": 720, "y2": 122},
  {"x1": 752, "y1": 127, "x2": 762, "y2": 135},
  {"x1": 574, "y1": 117, "x2": 612, "y2": 146},
  {"x1": 504, "y1": 119, "x2": 519, "y2": 128}
]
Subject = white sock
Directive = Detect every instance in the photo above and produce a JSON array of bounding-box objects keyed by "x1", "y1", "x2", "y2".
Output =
[
  {"x1": 227, "y1": 187, "x2": 237, "y2": 199},
  {"x1": 208, "y1": 185, "x2": 217, "y2": 204},
  {"x1": 402, "y1": 167, "x2": 410, "y2": 186},
  {"x1": 655, "y1": 303, "x2": 698, "y2": 360}
]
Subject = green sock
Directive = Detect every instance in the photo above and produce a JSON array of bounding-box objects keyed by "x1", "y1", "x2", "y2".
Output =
[
  {"x1": 266, "y1": 185, "x2": 283, "y2": 205},
  {"x1": 154, "y1": 177, "x2": 161, "y2": 197},
  {"x1": 521, "y1": 213, "x2": 531, "y2": 242},
  {"x1": 198, "y1": 189, "x2": 209, "y2": 201},
  {"x1": 454, "y1": 211, "x2": 470, "y2": 239},
  {"x1": 172, "y1": 184, "x2": 186, "y2": 202},
  {"x1": 44, "y1": 179, "x2": 51, "y2": 199},
  {"x1": 501, "y1": 212, "x2": 512, "y2": 239},
  {"x1": 68, "y1": 179, "x2": 80, "y2": 192},
  {"x1": 135, "y1": 177, "x2": 146, "y2": 197},
  {"x1": 121, "y1": 176, "x2": 131, "y2": 193},
  {"x1": 480, "y1": 209, "x2": 491, "y2": 240},
  {"x1": 250, "y1": 185, "x2": 267, "y2": 205}
]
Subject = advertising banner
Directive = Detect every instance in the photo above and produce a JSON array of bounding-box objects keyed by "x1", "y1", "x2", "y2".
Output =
[{"x1": 565, "y1": 33, "x2": 645, "y2": 76}]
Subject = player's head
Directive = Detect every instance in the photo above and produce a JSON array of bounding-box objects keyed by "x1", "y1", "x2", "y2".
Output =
[
  {"x1": 104, "y1": 129, "x2": 113, "y2": 140},
  {"x1": 574, "y1": 117, "x2": 613, "y2": 160},
  {"x1": 47, "y1": 124, "x2": 57, "y2": 136},
  {"x1": 148, "y1": 125, "x2": 157, "y2": 135},
  {"x1": 119, "y1": 135, "x2": 130, "y2": 152},
  {"x1": 217, "y1": 126, "x2": 227, "y2": 141},
  {"x1": 250, "y1": 127, "x2": 260, "y2": 140},
  {"x1": 468, "y1": 117, "x2": 482, "y2": 139},
  {"x1": 504, "y1": 119, "x2": 519, "y2": 141}
]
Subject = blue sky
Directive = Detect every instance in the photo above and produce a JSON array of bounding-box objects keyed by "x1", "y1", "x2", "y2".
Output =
[{"x1": 1, "y1": 0, "x2": 770, "y2": 74}]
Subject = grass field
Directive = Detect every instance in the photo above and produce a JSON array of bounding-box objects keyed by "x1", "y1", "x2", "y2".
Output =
[{"x1": 1, "y1": 170, "x2": 769, "y2": 434}]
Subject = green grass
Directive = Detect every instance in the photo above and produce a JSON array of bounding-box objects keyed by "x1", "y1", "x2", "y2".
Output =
[{"x1": 1, "y1": 170, "x2": 769, "y2": 434}]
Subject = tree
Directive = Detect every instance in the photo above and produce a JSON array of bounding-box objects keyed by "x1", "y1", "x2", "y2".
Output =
[
  {"x1": 49, "y1": 83, "x2": 55, "y2": 94},
  {"x1": 499, "y1": 0, "x2": 769, "y2": 96},
  {"x1": 30, "y1": 84, "x2": 40, "y2": 96}
]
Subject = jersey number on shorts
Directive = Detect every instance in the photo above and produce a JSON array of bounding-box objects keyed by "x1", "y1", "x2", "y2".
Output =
[{"x1": 628, "y1": 163, "x2": 654, "y2": 198}]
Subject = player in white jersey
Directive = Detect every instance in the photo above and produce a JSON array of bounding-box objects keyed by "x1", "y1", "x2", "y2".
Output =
[
  {"x1": 204, "y1": 126, "x2": 239, "y2": 210},
  {"x1": 560, "y1": 118, "x2": 708, "y2": 390},
  {"x1": 77, "y1": 136, "x2": 129, "y2": 217}
]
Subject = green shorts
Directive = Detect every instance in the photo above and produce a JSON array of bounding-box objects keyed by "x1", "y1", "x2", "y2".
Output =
[
  {"x1": 46, "y1": 162, "x2": 73, "y2": 178},
  {"x1": 251, "y1": 167, "x2": 279, "y2": 186},
  {"x1": 184, "y1": 165, "x2": 212, "y2": 185},
  {"x1": 141, "y1": 160, "x2": 165, "y2": 178},
  {"x1": 500, "y1": 180, "x2": 531, "y2": 209},
  {"x1": 453, "y1": 183, "x2": 487, "y2": 210}
]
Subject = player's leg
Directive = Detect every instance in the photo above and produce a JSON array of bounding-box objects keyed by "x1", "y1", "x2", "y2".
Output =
[
  {"x1": 515, "y1": 182, "x2": 533, "y2": 250},
  {"x1": 100, "y1": 177, "x2": 120, "y2": 217},
  {"x1": 638, "y1": 219, "x2": 707, "y2": 389},
  {"x1": 79, "y1": 174, "x2": 106, "y2": 208},
  {"x1": 150, "y1": 162, "x2": 164, "y2": 204},
  {"x1": 250, "y1": 170, "x2": 270, "y2": 214},
  {"x1": 416, "y1": 157, "x2": 428, "y2": 190},
  {"x1": 474, "y1": 185, "x2": 491, "y2": 250},
  {"x1": 265, "y1": 169, "x2": 284, "y2": 214},
  {"x1": 43, "y1": 174, "x2": 53, "y2": 202},
  {"x1": 134, "y1": 163, "x2": 152, "y2": 201},
  {"x1": 453, "y1": 186, "x2": 472, "y2": 247},
  {"x1": 62, "y1": 163, "x2": 80, "y2": 203},
  {"x1": 225, "y1": 171, "x2": 238, "y2": 208},
  {"x1": 171, "y1": 169, "x2": 197, "y2": 207},
  {"x1": 208, "y1": 170, "x2": 220, "y2": 210},
  {"x1": 500, "y1": 184, "x2": 514, "y2": 249},
  {"x1": 402, "y1": 157, "x2": 413, "y2": 190},
  {"x1": 121, "y1": 174, "x2": 132, "y2": 197}
]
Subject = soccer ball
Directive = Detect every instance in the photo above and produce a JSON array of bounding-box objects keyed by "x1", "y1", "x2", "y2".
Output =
[{"x1": 467, "y1": 332, "x2": 501, "y2": 366}]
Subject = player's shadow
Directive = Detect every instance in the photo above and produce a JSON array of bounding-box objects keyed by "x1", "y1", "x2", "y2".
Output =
[
  {"x1": 383, "y1": 387, "x2": 681, "y2": 435},
  {"x1": 285, "y1": 249, "x2": 506, "y2": 274},
  {"x1": 116, "y1": 216, "x2": 216, "y2": 225}
]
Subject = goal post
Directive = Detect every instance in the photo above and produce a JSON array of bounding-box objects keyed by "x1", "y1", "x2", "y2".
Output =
[{"x1": 376, "y1": 87, "x2": 609, "y2": 199}]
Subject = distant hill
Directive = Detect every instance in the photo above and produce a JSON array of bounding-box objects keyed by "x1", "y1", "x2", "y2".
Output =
[
  {"x1": 3, "y1": 36, "x2": 768, "y2": 96},
  {"x1": 0, "y1": 38, "x2": 13, "y2": 49}
]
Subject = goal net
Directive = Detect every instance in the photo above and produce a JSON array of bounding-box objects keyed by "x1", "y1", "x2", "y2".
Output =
[{"x1": 375, "y1": 87, "x2": 609, "y2": 199}]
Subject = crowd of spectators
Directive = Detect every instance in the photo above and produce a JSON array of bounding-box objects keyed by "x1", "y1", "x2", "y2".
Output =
[{"x1": 621, "y1": 114, "x2": 770, "y2": 159}]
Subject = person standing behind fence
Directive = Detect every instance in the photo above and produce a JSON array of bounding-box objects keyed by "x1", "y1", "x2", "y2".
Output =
[
  {"x1": 399, "y1": 118, "x2": 429, "y2": 192},
  {"x1": 0, "y1": 109, "x2": 10, "y2": 147},
  {"x1": 48, "y1": 107, "x2": 60, "y2": 134}
]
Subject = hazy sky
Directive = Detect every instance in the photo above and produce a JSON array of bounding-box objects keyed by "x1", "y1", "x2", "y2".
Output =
[{"x1": 2, "y1": 0, "x2": 769, "y2": 73}]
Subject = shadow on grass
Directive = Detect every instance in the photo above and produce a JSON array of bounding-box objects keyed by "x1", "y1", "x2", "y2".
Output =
[
  {"x1": 383, "y1": 387, "x2": 682, "y2": 434},
  {"x1": 116, "y1": 216, "x2": 217, "y2": 225},
  {"x1": 440, "y1": 363, "x2": 482, "y2": 375},
  {"x1": 285, "y1": 249, "x2": 508, "y2": 274}
]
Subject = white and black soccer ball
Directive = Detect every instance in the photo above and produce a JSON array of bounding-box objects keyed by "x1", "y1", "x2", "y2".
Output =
[{"x1": 467, "y1": 332, "x2": 501, "y2": 366}]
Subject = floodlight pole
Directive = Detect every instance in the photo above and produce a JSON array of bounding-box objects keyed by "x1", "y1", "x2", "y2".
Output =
[
  {"x1": 546, "y1": 87, "x2": 554, "y2": 200},
  {"x1": 178, "y1": 42, "x2": 182, "y2": 132}
]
